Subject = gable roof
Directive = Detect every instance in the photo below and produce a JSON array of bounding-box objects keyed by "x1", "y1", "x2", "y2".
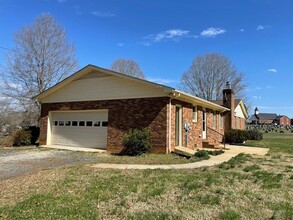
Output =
[
  {"x1": 211, "y1": 99, "x2": 248, "y2": 118},
  {"x1": 34, "y1": 64, "x2": 229, "y2": 112},
  {"x1": 256, "y1": 113, "x2": 277, "y2": 120}
]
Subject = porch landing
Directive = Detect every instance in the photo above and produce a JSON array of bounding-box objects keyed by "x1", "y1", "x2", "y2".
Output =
[{"x1": 175, "y1": 145, "x2": 269, "y2": 156}]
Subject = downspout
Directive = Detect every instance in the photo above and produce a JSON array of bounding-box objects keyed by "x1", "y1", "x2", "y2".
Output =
[{"x1": 168, "y1": 98, "x2": 172, "y2": 153}]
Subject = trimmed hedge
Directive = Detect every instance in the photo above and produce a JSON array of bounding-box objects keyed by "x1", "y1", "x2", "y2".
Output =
[
  {"x1": 122, "y1": 128, "x2": 152, "y2": 156},
  {"x1": 225, "y1": 129, "x2": 248, "y2": 144},
  {"x1": 194, "y1": 150, "x2": 210, "y2": 160},
  {"x1": 246, "y1": 129, "x2": 263, "y2": 140}
]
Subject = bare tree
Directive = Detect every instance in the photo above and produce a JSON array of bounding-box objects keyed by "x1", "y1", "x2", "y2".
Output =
[
  {"x1": 110, "y1": 58, "x2": 145, "y2": 79},
  {"x1": 1, "y1": 14, "x2": 77, "y2": 125},
  {"x1": 181, "y1": 53, "x2": 246, "y2": 101}
]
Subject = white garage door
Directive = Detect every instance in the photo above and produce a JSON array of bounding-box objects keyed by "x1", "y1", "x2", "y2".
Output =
[{"x1": 51, "y1": 111, "x2": 108, "y2": 149}]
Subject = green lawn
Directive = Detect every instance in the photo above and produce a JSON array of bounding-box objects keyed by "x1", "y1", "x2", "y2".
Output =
[
  {"x1": 0, "y1": 133, "x2": 293, "y2": 219},
  {"x1": 96, "y1": 153, "x2": 201, "y2": 164}
]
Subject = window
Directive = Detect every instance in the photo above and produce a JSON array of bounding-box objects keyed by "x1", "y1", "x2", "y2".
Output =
[
  {"x1": 53, "y1": 121, "x2": 58, "y2": 126},
  {"x1": 65, "y1": 121, "x2": 71, "y2": 126},
  {"x1": 102, "y1": 121, "x2": 108, "y2": 127},
  {"x1": 72, "y1": 121, "x2": 78, "y2": 126},
  {"x1": 213, "y1": 111, "x2": 217, "y2": 128},
  {"x1": 86, "y1": 121, "x2": 93, "y2": 126},
  {"x1": 192, "y1": 105, "x2": 197, "y2": 122},
  {"x1": 59, "y1": 121, "x2": 64, "y2": 126},
  {"x1": 220, "y1": 113, "x2": 223, "y2": 129},
  {"x1": 94, "y1": 121, "x2": 100, "y2": 127},
  {"x1": 79, "y1": 121, "x2": 85, "y2": 126}
]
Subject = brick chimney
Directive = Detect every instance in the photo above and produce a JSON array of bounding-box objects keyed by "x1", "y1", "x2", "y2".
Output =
[{"x1": 223, "y1": 81, "x2": 235, "y2": 130}]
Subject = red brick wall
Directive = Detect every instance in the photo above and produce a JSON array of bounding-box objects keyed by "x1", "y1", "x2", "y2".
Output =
[
  {"x1": 40, "y1": 97, "x2": 169, "y2": 154},
  {"x1": 222, "y1": 89, "x2": 235, "y2": 131},
  {"x1": 259, "y1": 119, "x2": 274, "y2": 124},
  {"x1": 169, "y1": 100, "x2": 203, "y2": 150},
  {"x1": 279, "y1": 116, "x2": 291, "y2": 126},
  {"x1": 238, "y1": 117, "x2": 246, "y2": 130},
  {"x1": 169, "y1": 100, "x2": 223, "y2": 150},
  {"x1": 206, "y1": 109, "x2": 224, "y2": 144}
]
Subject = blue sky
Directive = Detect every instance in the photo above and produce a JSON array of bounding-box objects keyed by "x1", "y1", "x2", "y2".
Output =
[{"x1": 1, "y1": 0, "x2": 293, "y2": 117}]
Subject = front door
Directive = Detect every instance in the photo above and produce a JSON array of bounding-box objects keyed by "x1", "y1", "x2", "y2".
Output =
[
  {"x1": 202, "y1": 109, "x2": 206, "y2": 139},
  {"x1": 175, "y1": 105, "x2": 182, "y2": 146}
]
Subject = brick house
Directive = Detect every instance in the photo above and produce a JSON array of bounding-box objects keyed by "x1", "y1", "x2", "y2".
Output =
[
  {"x1": 35, "y1": 65, "x2": 230, "y2": 154},
  {"x1": 274, "y1": 115, "x2": 291, "y2": 126},
  {"x1": 212, "y1": 88, "x2": 248, "y2": 132}
]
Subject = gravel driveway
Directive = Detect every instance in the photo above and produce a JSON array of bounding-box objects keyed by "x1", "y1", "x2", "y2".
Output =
[{"x1": 0, "y1": 147, "x2": 103, "y2": 180}]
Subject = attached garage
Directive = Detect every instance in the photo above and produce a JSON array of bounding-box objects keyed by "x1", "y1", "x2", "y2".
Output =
[
  {"x1": 36, "y1": 65, "x2": 228, "y2": 153},
  {"x1": 49, "y1": 110, "x2": 108, "y2": 149}
]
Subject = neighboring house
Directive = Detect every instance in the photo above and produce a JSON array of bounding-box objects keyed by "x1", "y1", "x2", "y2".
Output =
[
  {"x1": 274, "y1": 115, "x2": 291, "y2": 126},
  {"x1": 249, "y1": 107, "x2": 277, "y2": 125},
  {"x1": 291, "y1": 119, "x2": 293, "y2": 126},
  {"x1": 34, "y1": 65, "x2": 229, "y2": 154},
  {"x1": 212, "y1": 92, "x2": 248, "y2": 131}
]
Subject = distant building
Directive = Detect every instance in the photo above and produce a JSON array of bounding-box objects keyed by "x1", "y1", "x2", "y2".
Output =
[
  {"x1": 274, "y1": 115, "x2": 291, "y2": 126},
  {"x1": 249, "y1": 107, "x2": 291, "y2": 125}
]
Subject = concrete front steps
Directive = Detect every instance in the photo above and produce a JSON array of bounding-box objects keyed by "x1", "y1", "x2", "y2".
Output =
[
  {"x1": 202, "y1": 140, "x2": 223, "y2": 149},
  {"x1": 174, "y1": 146, "x2": 197, "y2": 155}
]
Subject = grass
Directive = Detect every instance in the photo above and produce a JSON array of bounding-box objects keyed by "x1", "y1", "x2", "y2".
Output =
[
  {"x1": 245, "y1": 132, "x2": 293, "y2": 154},
  {"x1": 97, "y1": 153, "x2": 202, "y2": 164},
  {"x1": 0, "y1": 132, "x2": 293, "y2": 219}
]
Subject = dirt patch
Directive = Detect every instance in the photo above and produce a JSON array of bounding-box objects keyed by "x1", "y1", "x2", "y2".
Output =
[{"x1": 0, "y1": 148, "x2": 102, "y2": 180}]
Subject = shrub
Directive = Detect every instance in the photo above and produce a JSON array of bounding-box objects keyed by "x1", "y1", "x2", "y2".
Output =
[
  {"x1": 246, "y1": 129, "x2": 263, "y2": 140},
  {"x1": 13, "y1": 130, "x2": 32, "y2": 146},
  {"x1": 122, "y1": 128, "x2": 152, "y2": 156},
  {"x1": 0, "y1": 135, "x2": 14, "y2": 147},
  {"x1": 225, "y1": 129, "x2": 248, "y2": 144},
  {"x1": 208, "y1": 150, "x2": 224, "y2": 156},
  {"x1": 194, "y1": 150, "x2": 210, "y2": 160}
]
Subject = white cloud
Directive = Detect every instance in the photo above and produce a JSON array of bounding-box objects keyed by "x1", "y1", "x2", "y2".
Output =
[
  {"x1": 200, "y1": 27, "x2": 226, "y2": 37},
  {"x1": 147, "y1": 77, "x2": 179, "y2": 85},
  {"x1": 91, "y1": 11, "x2": 115, "y2": 17},
  {"x1": 240, "y1": 29, "x2": 245, "y2": 32},
  {"x1": 257, "y1": 25, "x2": 270, "y2": 31},
  {"x1": 252, "y1": 96, "x2": 262, "y2": 100},
  {"x1": 57, "y1": 0, "x2": 66, "y2": 3},
  {"x1": 255, "y1": 87, "x2": 262, "y2": 90},
  {"x1": 117, "y1": 43, "x2": 124, "y2": 47},
  {"x1": 257, "y1": 25, "x2": 264, "y2": 31},
  {"x1": 146, "y1": 29, "x2": 190, "y2": 42},
  {"x1": 267, "y1": 68, "x2": 277, "y2": 73},
  {"x1": 266, "y1": 85, "x2": 272, "y2": 89}
]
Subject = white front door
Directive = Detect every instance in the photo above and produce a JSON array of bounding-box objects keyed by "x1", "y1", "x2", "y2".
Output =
[{"x1": 202, "y1": 109, "x2": 206, "y2": 139}]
